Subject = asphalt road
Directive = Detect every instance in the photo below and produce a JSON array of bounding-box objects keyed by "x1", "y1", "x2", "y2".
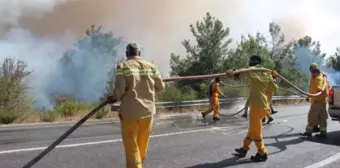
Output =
[{"x1": 0, "y1": 105, "x2": 340, "y2": 168}]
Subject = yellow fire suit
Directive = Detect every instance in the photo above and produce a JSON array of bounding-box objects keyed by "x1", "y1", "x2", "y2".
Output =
[
  {"x1": 306, "y1": 73, "x2": 329, "y2": 134},
  {"x1": 113, "y1": 56, "x2": 165, "y2": 168},
  {"x1": 266, "y1": 75, "x2": 278, "y2": 116},
  {"x1": 239, "y1": 65, "x2": 278, "y2": 155},
  {"x1": 202, "y1": 80, "x2": 225, "y2": 118}
]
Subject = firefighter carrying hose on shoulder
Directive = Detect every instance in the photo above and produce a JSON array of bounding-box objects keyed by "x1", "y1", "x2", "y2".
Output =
[
  {"x1": 107, "y1": 42, "x2": 165, "y2": 168},
  {"x1": 301, "y1": 63, "x2": 330, "y2": 138},
  {"x1": 241, "y1": 72, "x2": 277, "y2": 125},
  {"x1": 242, "y1": 72, "x2": 278, "y2": 121},
  {"x1": 201, "y1": 77, "x2": 227, "y2": 121},
  {"x1": 226, "y1": 55, "x2": 278, "y2": 162}
]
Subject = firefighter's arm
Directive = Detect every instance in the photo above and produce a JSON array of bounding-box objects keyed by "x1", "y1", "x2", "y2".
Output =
[
  {"x1": 271, "y1": 71, "x2": 278, "y2": 92},
  {"x1": 226, "y1": 68, "x2": 247, "y2": 76},
  {"x1": 154, "y1": 68, "x2": 165, "y2": 92},
  {"x1": 112, "y1": 64, "x2": 127, "y2": 101},
  {"x1": 216, "y1": 83, "x2": 226, "y2": 98}
]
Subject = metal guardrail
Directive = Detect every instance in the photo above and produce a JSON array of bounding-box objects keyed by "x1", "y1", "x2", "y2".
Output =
[{"x1": 111, "y1": 96, "x2": 305, "y2": 110}]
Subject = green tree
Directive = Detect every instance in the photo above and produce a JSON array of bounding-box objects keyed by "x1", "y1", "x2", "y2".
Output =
[
  {"x1": 225, "y1": 32, "x2": 274, "y2": 70},
  {"x1": 295, "y1": 36, "x2": 326, "y2": 73},
  {"x1": 170, "y1": 12, "x2": 232, "y2": 95},
  {"x1": 0, "y1": 58, "x2": 32, "y2": 123},
  {"x1": 268, "y1": 22, "x2": 307, "y2": 88},
  {"x1": 327, "y1": 47, "x2": 340, "y2": 71},
  {"x1": 50, "y1": 25, "x2": 123, "y2": 104}
]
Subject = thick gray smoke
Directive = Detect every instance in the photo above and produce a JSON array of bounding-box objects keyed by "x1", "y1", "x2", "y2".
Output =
[{"x1": 1, "y1": 0, "x2": 340, "y2": 109}]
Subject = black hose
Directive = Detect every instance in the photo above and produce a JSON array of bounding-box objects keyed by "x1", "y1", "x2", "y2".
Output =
[{"x1": 22, "y1": 101, "x2": 109, "y2": 168}]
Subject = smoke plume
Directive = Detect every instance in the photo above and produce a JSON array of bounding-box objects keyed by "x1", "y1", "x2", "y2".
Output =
[{"x1": 0, "y1": 0, "x2": 340, "y2": 108}]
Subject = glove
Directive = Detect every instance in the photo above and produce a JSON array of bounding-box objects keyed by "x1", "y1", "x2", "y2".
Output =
[
  {"x1": 306, "y1": 97, "x2": 309, "y2": 102},
  {"x1": 271, "y1": 70, "x2": 278, "y2": 77},
  {"x1": 226, "y1": 69, "x2": 234, "y2": 76},
  {"x1": 106, "y1": 96, "x2": 117, "y2": 104}
]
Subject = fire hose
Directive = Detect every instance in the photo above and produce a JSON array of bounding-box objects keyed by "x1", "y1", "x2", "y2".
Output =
[{"x1": 22, "y1": 68, "x2": 327, "y2": 168}]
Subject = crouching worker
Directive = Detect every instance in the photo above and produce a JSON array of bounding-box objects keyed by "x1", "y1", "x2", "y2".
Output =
[
  {"x1": 301, "y1": 64, "x2": 329, "y2": 138},
  {"x1": 202, "y1": 77, "x2": 227, "y2": 121},
  {"x1": 107, "y1": 42, "x2": 165, "y2": 168},
  {"x1": 226, "y1": 55, "x2": 278, "y2": 162}
]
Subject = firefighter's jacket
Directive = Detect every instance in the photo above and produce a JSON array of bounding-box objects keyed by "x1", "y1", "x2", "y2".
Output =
[
  {"x1": 266, "y1": 75, "x2": 278, "y2": 102},
  {"x1": 208, "y1": 80, "x2": 225, "y2": 98},
  {"x1": 113, "y1": 56, "x2": 165, "y2": 119},
  {"x1": 309, "y1": 73, "x2": 329, "y2": 102},
  {"x1": 246, "y1": 65, "x2": 278, "y2": 108}
]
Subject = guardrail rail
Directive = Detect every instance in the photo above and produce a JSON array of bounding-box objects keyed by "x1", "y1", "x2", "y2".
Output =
[{"x1": 111, "y1": 95, "x2": 305, "y2": 111}]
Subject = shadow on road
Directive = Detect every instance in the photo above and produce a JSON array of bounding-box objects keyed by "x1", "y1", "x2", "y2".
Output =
[
  {"x1": 186, "y1": 154, "x2": 253, "y2": 168},
  {"x1": 263, "y1": 127, "x2": 305, "y2": 155},
  {"x1": 306, "y1": 130, "x2": 340, "y2": 146}
]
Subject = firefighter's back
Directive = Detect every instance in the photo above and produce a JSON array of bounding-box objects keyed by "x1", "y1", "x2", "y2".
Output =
[{"x1": 119, "y1": 58, "x2": 162, "y2": 119}]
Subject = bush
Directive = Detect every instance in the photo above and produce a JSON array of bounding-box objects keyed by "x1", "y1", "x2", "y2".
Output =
[
  {"x1": 95, "y1": 107, "x2": 109, "y2": 119},
  {"x1": 54, "y1": 101, "x2": 80, "y2": 117},
  {"x1": 156, "y1": 84, "x2": 198, "y2": 102},
  {"x1": 40, "y1": 111, "x2": 58, "y2": 122},
  {"x1": 0, "y1": 109, "x2": 19, "y2": 124}
]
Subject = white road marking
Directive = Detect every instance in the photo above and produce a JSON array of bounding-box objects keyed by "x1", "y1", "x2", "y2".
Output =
[
  {"x1": 0, "y1": 113, "x2": 307, "y2": 155},
  {"x1": 305, "y1": 153, "x2": 340, "y2": 168},
  {"x1": 0, "y1": 127, "x2": 220, "y2": 155}
]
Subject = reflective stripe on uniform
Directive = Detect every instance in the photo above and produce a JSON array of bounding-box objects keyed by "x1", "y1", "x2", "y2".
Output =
[
  {"x1": 306, "y1": 126, "x2": 314, "y2": 133},
  {"x1": 116, "y1": 69, "x2": 124, "y2": 75},
  {"x1": 120, "y1": 68, "x2": 159, "y2": 77}
]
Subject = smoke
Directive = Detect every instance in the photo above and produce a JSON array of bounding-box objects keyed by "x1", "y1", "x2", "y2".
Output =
[{"x1": 1, "y1": 0, "x2": 340, "y2": 108}]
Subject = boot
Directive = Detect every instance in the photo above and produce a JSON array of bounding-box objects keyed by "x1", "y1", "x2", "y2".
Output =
[
  {"x1": 234, "y1": 148, "x2": 247, "y2": 158},
  {"x1": 300, "y1": 132, "x2": 312, "y2": 138},
  {"x1": 262, "y1": 118, "x2": 266, "y2": 123},
  {"x1": 201, "y1": 113, "x2": 206, "y2": 119},
  {"x1": 242, "y1": 113, "x2": 248, "y2": 118},
  {"x1": 250, "y1": 153, "x2": 268, "y2": 162},
  {"x1": 267, "y1": 117, "x2": 274, "y2": 124},
  {"x1": 313, "y1": 126, "x2": 320, "y2": 133},
  {"x1": 315, "y1": 133, "x2": 327, "y2": 139},
  {"x1": 270, "y1": 107, "x2": 278, "y2": 114},
  {"x1": 213, "y1": 117, "x2": 220, "y2": 121}
]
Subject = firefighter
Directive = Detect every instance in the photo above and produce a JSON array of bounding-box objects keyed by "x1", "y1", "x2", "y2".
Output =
[
  {"x1": 107, "y1": 42, "x2": 165, "y2": 168},
  {"x1": 242, "y1": 72, "x2": 276, "y2": 125},
  {"x1": 201, "y1": 77, "x2": 227, "y2": 121},
  {"x1": 305, "y1": 63, "x2": 331, "y2": 133},
  {"x1": 268, "y1": 72, "x2": 278, "y2": 115},
  {"x1": 301, "y1": 64, "x2": 329, "y2": 138},
  {"x1": 262, "y1": 71, "x2": 279, "y2": 124},
  {"x1": 226, "y1": 55, "x2": 278, "y2": 162}
]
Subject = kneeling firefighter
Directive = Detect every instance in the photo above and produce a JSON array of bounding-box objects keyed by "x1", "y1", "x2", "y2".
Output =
[
  {"x1": 226, "y1": 55, "x2": 278, "y2": 162},
  {"x1": 201, "y1": 77, "x2": 227, "y2": 121},
  {"x1": 301, "y1": 63, "x2": 330, "y2": 138}
]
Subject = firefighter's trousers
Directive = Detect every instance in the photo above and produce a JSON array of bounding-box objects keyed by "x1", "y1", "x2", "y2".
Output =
[
  {"x1": 120, "y1": 115, "x2": 153, "y2": 168},
  {"x1": 202, "y1": 97, "x2": 220, "y2": 118},
  {"x1": 306, "y1": 101, "x2": 328, "y2": 134},
  {"x1": 242, "y1": 105, "x2": 268, "y2": 155}
]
